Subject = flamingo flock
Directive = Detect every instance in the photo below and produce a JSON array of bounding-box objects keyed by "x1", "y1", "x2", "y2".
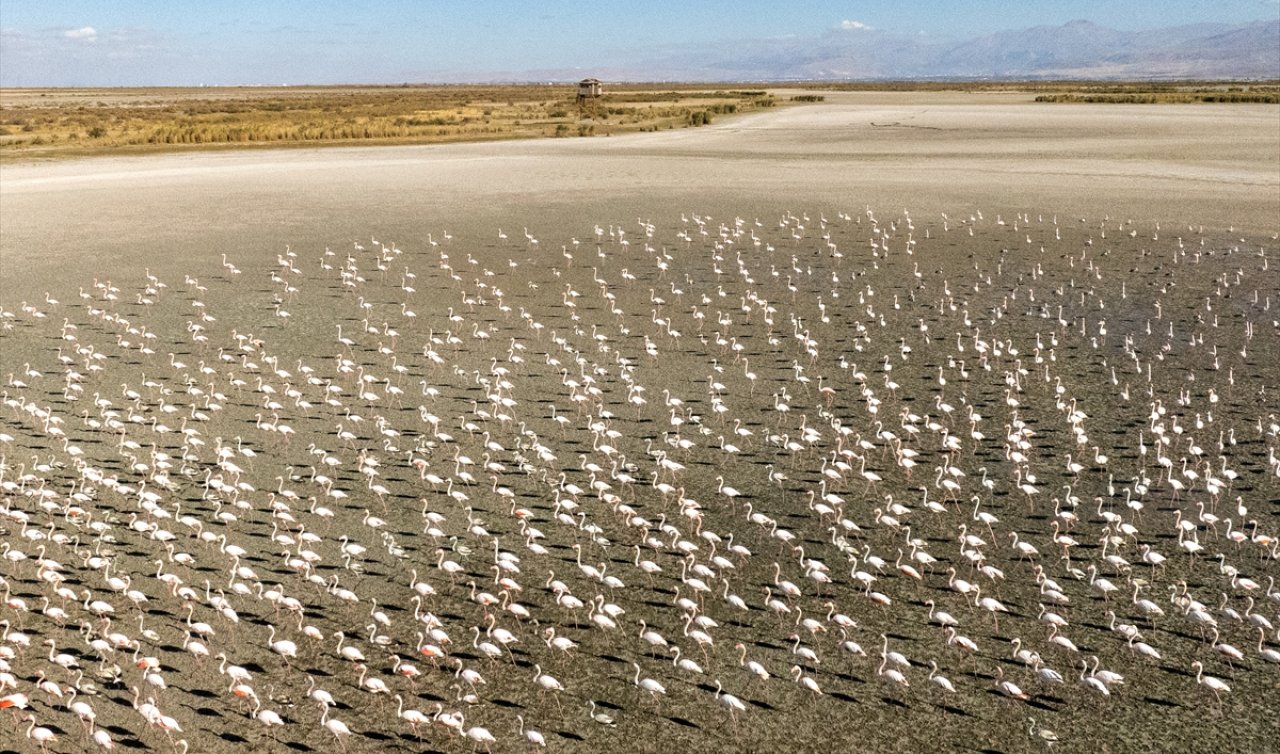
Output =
[{"x1": 0, "y1": 208, "x2": 1277, "y2": 752}]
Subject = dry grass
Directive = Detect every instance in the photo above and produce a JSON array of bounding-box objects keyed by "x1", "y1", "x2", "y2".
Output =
[
  {"x1": 0, "y1": 84, "x2": 776, "y2": 160},
  {"x1": 797, "y1": 79, "x2": 1280, "y2": 96},
  {"x1": 1030, "y1": 81, "x2": 1280, "y2": 103}
]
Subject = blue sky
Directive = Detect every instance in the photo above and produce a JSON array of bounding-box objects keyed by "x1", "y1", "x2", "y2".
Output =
[{"x1": 2, "y1": 1, "x2": 1276, "y2": 86}]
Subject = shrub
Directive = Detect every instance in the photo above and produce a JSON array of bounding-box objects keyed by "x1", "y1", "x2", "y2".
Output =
[{"x1": 688, "y1": 110, "x2": 712, "y2": 126}]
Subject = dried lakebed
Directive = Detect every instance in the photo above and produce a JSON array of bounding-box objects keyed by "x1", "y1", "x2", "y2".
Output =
[
  {"x1": 2, "y1": 210, "x2": 1278, "y2": 754},
  {"x1": 1, "y1": 97, "x2": 1278, "y2": 753}
]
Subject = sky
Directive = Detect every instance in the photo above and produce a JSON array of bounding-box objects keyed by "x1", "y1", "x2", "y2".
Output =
[{"x1": 2, "y1": 1, "x2": 1277, "y2": 86}]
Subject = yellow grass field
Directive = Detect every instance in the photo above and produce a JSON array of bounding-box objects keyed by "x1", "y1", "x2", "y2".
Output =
[{"x1": 0, "y1": 84, "x2": 777, "y2": 160}]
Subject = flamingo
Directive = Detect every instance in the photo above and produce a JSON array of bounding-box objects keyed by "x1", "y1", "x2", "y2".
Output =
[
  {"x1": 1192, "y1": 661, "x2": 1230, "y2": 704},
  {"x1": 320, "y1": 707, "x2": 351, "y2": 751},
  {"x1": 927, "y1": 661, "x2": 956, "y2": 693},
  {"x1": 878, "y1": 634, "x2": 909, "y2": 687},
  {"x1": 23, "y1": 715, "x2": 57, "y2": 753},
  {"x1": 267, "y1": 625, "x2": 297, "y2": 663},
  {"x1": 714, "y1": 680, "x2": 747, "y2": 724},
  {"x1": 633, "y1": 662, "x2": 667, "y2": 700}
]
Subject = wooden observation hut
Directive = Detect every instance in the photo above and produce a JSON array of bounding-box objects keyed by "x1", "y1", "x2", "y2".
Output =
[{"x1": 576, "y1": 78, "x2": 603, "y2": 118}]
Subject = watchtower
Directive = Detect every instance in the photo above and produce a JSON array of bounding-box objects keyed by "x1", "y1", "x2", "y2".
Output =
[{"x1": 576, "y1": 78, "x2": 603, "y2": 118}]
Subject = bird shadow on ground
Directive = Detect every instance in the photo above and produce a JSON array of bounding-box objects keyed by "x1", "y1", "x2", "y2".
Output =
[
  {"x1": 555, "y1": 729, "x2": 587, "y2": 741},
  {"x1": 185, "y1": 688, "x2": 219, "y2": 700},
  {"x1": 189, "y1": 705, "x2": 224, "y2": 718},
  {"x1": 217, "y1": 730, "x2": 250, "y2": 744},
  {"x1": 938, "y1": 703, "x2": 974, "y2": 717},
  {"x1": 361, "y1": 729, "x2": 397, "y2": 742}
]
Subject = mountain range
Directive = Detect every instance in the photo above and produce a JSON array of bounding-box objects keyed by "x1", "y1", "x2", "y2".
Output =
[{"x1": 437, "y1": 19, "x2": 1279, "y2": 82}]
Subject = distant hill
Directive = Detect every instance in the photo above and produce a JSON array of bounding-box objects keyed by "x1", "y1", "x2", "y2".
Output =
[{"x1": 444, "y1": 19, "x2": 1279, "y2": 82}]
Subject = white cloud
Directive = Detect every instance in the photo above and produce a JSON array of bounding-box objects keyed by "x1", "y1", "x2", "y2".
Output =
[
  {"x1": 64, "y1": 26, "x2": 98, "y2": 41},
  {"x1": 839, "y1": 20, "x2": 872, "y2": 31}
]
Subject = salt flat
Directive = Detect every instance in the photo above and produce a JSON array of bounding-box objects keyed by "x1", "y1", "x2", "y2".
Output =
[{"x1": 3, "y1": 94, "x2": 1277, "y2": 293}]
